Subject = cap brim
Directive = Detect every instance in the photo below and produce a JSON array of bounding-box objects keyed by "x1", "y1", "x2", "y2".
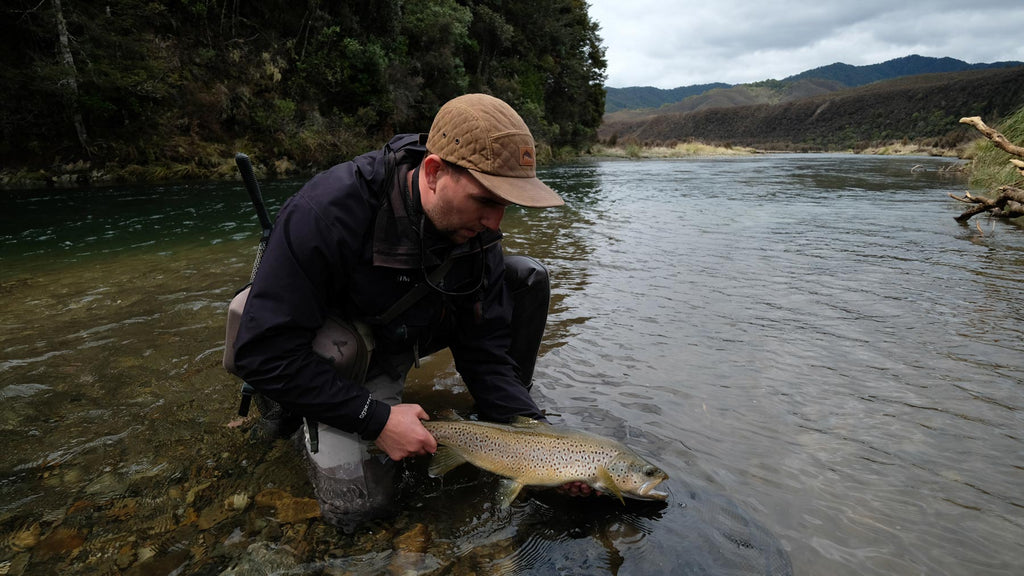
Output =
[{"x1": 469, "y1": 170, "x2": 565, "y2": 208}]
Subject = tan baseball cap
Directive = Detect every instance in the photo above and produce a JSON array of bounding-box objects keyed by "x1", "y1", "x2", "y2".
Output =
[{"x1": 426, "y1": 93, "x2": 564, "y2": 208}]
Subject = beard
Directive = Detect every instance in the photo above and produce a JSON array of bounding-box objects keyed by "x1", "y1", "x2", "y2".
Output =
[{"x1": 424, "y1": 196, "x2": 477, "y2": 244}]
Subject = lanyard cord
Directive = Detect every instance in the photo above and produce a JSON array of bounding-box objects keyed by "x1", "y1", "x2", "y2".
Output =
[
  {"x1": 418, "y1": 214, "x2": 485, "y2": 297},
  {"x1": 408, "y1": 165, "x2": 485, "y2": 297}
]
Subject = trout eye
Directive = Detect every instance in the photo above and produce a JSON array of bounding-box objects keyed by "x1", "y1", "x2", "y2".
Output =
[{"x1": 643, "y1": 466, "x2": 658, "y2": 477}]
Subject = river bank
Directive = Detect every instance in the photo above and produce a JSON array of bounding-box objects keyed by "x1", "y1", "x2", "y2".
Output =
[
  {"x1": 0, "y1": 140, "x2": 972, "y2": 191},
  {"x1": 587, "y1": 140, "x2": 969, "y2": 159}
]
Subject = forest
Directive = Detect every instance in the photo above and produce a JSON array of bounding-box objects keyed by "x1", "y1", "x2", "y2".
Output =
[{"x1": 0, "y1": 0, "x2": 606, "y2": 184}]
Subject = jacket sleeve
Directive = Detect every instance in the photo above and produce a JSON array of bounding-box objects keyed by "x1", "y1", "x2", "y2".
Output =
[
  {"x1": 448, "y1": 245, "x2": 547, "y2": 422},
  {"x1": 231, "y1": 162, "x2": 391, "y2": 440}
]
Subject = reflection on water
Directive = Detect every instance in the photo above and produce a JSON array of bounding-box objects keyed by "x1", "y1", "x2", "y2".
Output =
[{"x1": 2, "y1": 155, "x2": 1022, "y2": 575}]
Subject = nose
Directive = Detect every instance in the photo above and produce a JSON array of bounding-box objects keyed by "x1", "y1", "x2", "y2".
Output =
[{"x1": 481, "y1": 205, "x2": 505, "y2": 231}]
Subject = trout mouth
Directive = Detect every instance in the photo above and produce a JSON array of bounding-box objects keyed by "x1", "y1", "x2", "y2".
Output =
[{"x1": 632, "y1": 479, "x2": 669, "y2": 501}]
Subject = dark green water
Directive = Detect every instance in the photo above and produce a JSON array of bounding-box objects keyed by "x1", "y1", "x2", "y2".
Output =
[{"x1": 2, "y1": 155, "x2": 1022, "y2": 575}]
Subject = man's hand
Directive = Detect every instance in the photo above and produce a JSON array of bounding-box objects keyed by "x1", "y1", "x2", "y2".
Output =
[{"x1": 374, "y1": 404, "x2": 437, "y2": 461}]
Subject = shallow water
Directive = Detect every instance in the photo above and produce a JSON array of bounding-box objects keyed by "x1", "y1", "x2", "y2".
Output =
[{"x1": 1, "y1": 155, "x2": 1021, "y2": 575}]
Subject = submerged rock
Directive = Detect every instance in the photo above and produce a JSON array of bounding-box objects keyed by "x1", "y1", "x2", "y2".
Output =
[
  {"x1": 217, "y1": 541, "x2": 299, "y2": 576},
  {"x1": 255, "y1": 488, "x2": 320, "y2": 524},
  {"x1": 8, "y1": 522, "x2": 41, "y2": 551}
]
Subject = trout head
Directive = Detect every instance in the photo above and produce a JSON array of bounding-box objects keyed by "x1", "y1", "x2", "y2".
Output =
[{"x1": 598, "y1": 453, "x2": 669, "y2": 503}]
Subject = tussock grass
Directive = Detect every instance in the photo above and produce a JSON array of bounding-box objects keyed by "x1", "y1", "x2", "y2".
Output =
[
  {"x1": 964, "y1": 104, "x2": 1024, "y2": 190},
  {"x1": 589, "y1": 142, "x2": 758, "y2": 159}
]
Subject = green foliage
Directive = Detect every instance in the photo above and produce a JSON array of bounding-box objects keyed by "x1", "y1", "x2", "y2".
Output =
[
  {"x1": 747, "y1": 79, "x2": 784, "y2": 90},
  {"x1": 398, "y1": 0, "x2": 473, "y2": 113},
  {"x1": 296, "y1": 28, "x2": 390, "y2": 119},
  {"x1": 0, "y1": 0, "x2": 607, "y2": 177}
]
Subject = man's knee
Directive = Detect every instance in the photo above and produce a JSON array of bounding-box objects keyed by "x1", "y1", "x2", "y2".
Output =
[
  {"x1": 503, "y1": 255, "x2": 551, "y2": 389},
  {"x1": 505, "y1": 255, "x2": 550, "y2": 294}
]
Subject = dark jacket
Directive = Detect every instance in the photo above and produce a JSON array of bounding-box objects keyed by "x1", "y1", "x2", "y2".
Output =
[{"x1": 232, "y1": 134, "x2": 543, "y2": 440}]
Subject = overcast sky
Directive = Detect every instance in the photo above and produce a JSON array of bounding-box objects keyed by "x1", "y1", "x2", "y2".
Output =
[{"x1": 587, "y1": 0, "x2": 1024, "y2": 88}]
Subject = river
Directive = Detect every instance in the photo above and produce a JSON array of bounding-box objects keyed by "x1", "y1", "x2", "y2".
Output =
[{"x1": 1, "y1": 154, "x2": 1021, "y2": 575}]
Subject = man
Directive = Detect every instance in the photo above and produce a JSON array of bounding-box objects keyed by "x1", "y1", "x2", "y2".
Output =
[{"x1": 231, "y1": 93, "x2": 564, "y2": 528}]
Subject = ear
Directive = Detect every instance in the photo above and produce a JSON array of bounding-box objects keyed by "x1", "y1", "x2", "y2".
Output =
[{"x1": 421, "y1": 154, "x2": 444, "y2": 193}]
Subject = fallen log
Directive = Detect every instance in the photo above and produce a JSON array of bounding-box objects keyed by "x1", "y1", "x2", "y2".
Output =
[{"x1": 948, "y1": 186, "x2": 1024, "y2": 222}]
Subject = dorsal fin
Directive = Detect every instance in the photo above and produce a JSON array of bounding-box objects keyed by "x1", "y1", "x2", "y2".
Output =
[
  {"x1": 509, "y1": 415, "x2": 545, "y2": 428},
  {"x1": 433, "y1": 409, "x2": 464, "y2": 421}
]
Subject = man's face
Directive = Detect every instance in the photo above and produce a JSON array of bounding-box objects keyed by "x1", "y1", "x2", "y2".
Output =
[{"x1": 423, "y1": 160, "x2": 510, "y2": 244}]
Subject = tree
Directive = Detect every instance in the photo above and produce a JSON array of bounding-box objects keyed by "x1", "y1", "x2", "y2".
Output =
[
  {"x1": 53, "y1": 0, "x2": 88, "y2": 153},
  {"x1": 463, "y1": 0, "x2": 606, "y2": 150},
  {"x1": 398, "y1": 0, "x2": 473, "y2": 124}
]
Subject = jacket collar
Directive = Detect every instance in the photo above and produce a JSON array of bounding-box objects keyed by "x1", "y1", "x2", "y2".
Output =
[{"x1": 371, "y1": 136, "x2": 501, "y2": 269}]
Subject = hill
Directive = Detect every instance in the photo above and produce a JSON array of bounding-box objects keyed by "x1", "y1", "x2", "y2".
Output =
[
  {"x1": 605, "y1": 78, "x2": 847, "y2": 123},
  {"x1": 605, "y1": 55, "x2": 1024, "y2": 116},
  {"x1": 605, "y1": 83, "x2": 730, "y2": 113},
  {"x1": 598, "y1": 66, "x2": 1024, "y2": 152},
  {"x1": 784, "y1": 55, "x2": 1024, "y2": 87}
]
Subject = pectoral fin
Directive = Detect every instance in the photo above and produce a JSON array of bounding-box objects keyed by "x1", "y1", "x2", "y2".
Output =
[
  {"x1": 497, "y1": 478, "x2": 525, "y2": 508},
  {"x1": 428, "y1": 446, "x2": 467, "y2": 477},
  {"x1": 597, "y1": 466, "x2": 625, "y2": 505}
]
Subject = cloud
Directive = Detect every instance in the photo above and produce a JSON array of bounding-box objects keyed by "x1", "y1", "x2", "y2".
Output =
[{"x1": 589, "y1": 0, "x2": 1024, "y2": 87}]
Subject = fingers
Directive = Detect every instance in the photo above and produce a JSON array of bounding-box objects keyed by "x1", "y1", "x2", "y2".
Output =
[
  {"x1": 376, "y1": 404, "x2": 436, "y2": 460},
  {"x1": 415, "y1": 405, "x2": 430, "y2": 421},
  {"x1": 394, "y1": 405, "x2": 436, "y2": 453},
  {"x1": 558, "y1": 482, "x2": 602, "y2": 498},
  {"x1": 418, "y1": 416, "x2": 438, "y2": 454}
]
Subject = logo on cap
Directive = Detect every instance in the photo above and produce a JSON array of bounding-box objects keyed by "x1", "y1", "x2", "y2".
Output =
[{"x1": 519, "y1": 147, "x2": 535, "y2": 167}]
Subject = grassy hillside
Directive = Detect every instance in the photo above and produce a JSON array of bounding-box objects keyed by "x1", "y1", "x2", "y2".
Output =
[{"x1": 599, "y1": 67, "x2": 1024, "y2": 152}]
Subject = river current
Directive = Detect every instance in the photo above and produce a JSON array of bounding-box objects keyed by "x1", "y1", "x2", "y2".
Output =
[{"x1": 1, "y1": 154, "x2": 1021, "y2": 575}]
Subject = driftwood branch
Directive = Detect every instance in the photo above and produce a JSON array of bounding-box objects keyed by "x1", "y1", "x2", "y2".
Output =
[
  {"x1": 954, "y1": 116, "x2": 1024, "y2": 222},
  {"x1": 1011, "y1": 158, "x2": 1024, "y2": 177},
  {"x1": 948, "y1": 186, "x2": 1024, "y2": 222},
  {"x1": 959, "y1": 117, "x2": 1024, "y2": 157}
]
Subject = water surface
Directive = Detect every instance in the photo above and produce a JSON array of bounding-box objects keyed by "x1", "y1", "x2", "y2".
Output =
[{"x1": 1, "y1": 154, "x2": 1021, "y2": 575}]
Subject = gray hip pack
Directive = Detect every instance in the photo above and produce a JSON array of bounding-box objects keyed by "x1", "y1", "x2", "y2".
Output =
[{"x1": 222, "y1": 285, "x2": 375, "y2": 384}]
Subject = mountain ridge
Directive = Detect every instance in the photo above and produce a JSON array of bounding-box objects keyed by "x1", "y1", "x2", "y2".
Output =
[
  {"x1": 604, "y1": 55, "x2": 1024, "y2": 114},
  {"x1": 598, "y1": 66, "x2": 1024, "y2": 152}
]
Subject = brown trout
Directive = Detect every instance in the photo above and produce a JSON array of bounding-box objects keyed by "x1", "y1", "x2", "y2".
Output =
[{"x1": 422, "y1": 417, "x2": 669, "y2": 507}]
